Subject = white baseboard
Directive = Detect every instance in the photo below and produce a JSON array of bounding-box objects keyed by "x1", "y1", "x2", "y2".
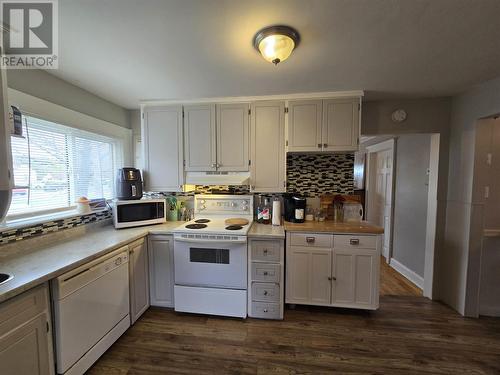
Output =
[
  {"x1": 479, "y1": 305, "x2": 500, "y2": 317},
  {"x1": 389, "y1": 258, "x2": 424, "y2": 289}
]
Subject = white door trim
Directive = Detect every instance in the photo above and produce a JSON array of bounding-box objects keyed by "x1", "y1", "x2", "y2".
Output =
[{"x1": 423, "y1": 134, "x2": 440, "y2": 299}]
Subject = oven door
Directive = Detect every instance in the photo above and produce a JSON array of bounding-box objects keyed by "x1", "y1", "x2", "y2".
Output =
[{"x1": 174, "y1": 238, "x2": 247, "y2": 289}]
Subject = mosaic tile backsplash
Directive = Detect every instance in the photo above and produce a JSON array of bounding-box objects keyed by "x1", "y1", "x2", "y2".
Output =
[
  {"x1": 0, "y1": 209, "x2": 112, "y2": 245},
  {"x1": 286, "y1": 153, "x2": 354, "y2": 197}
]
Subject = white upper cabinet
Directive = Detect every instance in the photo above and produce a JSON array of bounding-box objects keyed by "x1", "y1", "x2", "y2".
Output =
[
  {"x1": 217, "y1": 103, "x2": 250, "y2": 171},
  {"x1": 142, "y1": 106, "x2": 184, "y2": 192},
  {"x1": 322, "y1": 98, "x2": 360, "y2": 151},
  {"x1": 287, "y1": 98, "x2": 360, "y2": 152},
  {"x1": 183, "y1": 104, "x2": 216, "y2": 171},
  {"x1": 288, "y1": 100, "x2": 323, "y2": 152},
  {"x1": 250, "y1": 101, "x2": 286, "y2": 192}
]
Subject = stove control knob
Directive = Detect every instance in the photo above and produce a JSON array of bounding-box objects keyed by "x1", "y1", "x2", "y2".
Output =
[
  {"x1": 200, "y1": 205, "x2": 206, "y2": 210},
  {"x1": 199, "y1": 199, "x2": 206, "y2": 204},
  {"x1": 242, "y1": 205, "x2": 249, "y2": 211}
]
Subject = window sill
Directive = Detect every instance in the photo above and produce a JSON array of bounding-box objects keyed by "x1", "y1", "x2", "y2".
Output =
[{"x1": 0, "y1": 208, "x2": 110, "y2": 233}]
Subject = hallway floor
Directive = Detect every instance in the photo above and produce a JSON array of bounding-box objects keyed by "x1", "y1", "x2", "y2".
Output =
[{"x1": 380, "y1": 256, "x2": 423, "y2": 296}]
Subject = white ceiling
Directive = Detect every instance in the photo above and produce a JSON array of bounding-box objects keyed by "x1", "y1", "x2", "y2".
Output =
[{"x1": 51, "y1": 0, "x2": 500, "y2": 109}]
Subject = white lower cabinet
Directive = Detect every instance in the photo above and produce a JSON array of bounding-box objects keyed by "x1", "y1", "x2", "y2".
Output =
[
  {"x1": 248, "y1": 238, "x2": 285, "y2": 319},
  {"x1": 129, "y1": 238, "x2": 150, "y2": 324},
  {"x1": 286, "y1": 232, "x2": 380, "y2": 310},
  {"x1": 148, "y1": 234, "x2": 175, "y2": 307},
  {"x1": 0, "y1": 284, "x2": 54, "y2": 375}
]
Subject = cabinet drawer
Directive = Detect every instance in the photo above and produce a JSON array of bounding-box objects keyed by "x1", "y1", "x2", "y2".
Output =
[
  {"x1": 251, "y1": 302, "x2": 281, "y2": 319},
  {"x1": 290, "y1": 233, "x2": 333, "y2": 248},
  {"x1": 251, "y1": 282, "x2": 280, "y2": 303},
  {"x1": 251, "y1": 240, "x2": 281, "y2": 262},
  {"x1": 251, "y1": 263, "x2": 280, "y2": 282},
  {"x1": 334, "y1": 235, "x2": 377, "y2": 249},
  {"x1": 0, "y1": 284, "x2": 48, "y2": 337}
]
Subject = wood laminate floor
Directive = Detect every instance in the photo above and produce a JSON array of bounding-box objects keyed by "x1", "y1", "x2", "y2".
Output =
[
  {"x1": 380, "y1": 256, "x2": 423, "y2": 297},
  {"x1": 88, "y1": 301, "x2": 500, "y2": 374}
]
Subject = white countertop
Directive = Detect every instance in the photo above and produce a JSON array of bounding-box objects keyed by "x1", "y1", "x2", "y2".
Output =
[{"x1": 0, "y1": 221, "x2": 285, "y2": 303}]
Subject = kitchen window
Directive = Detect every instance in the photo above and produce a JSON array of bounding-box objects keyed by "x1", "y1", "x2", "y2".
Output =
[{"x1": 8, "y1": 114, "x2": 121, "y2": 218}]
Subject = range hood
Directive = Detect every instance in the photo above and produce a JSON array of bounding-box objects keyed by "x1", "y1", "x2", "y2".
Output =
[{"x1": 185, "y1": 172, "x2": 250, "y2": 186}]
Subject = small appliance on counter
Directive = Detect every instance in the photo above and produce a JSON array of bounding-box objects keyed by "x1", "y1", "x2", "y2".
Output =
[
  {"x1": 112, "y1": 198, "x2": 166, "y2": 229},
  {"x1": 116, "y1": 167, "x2": 143, "y2": 200},
  {"x1": 284, "y1": 193, "x2": 306, "y2": 223}
]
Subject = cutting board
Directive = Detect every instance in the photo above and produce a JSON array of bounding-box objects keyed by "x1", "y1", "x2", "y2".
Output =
[{"x1": 225, "y1": 218, "x2": 249, "y2": 226}]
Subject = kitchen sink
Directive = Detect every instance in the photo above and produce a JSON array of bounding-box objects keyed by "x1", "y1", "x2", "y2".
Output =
[{"x1": 0, "y1": 273, "x2": 13, "y2": 285}]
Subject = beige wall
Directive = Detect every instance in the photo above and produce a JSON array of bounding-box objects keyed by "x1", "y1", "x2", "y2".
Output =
[
  {"x1": 7, "y1": 70, "x2": 130, "y2": 129},
  {"x1": 129, "y1": 109, "x2": 141, "y2": 135}
]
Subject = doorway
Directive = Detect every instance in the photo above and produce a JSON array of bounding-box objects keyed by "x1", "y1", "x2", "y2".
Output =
[{"x1": 363, "y1": 134, "x2": 440, "y2": 299}]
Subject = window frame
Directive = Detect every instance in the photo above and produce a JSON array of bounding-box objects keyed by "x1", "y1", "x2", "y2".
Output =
[{"x1": 6, "y1": 113, "x2": 124, "y2": 221}]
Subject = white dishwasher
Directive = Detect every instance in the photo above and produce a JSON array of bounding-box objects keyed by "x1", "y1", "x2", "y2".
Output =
[{"x1": 51, "y1": 247, "x2": 130, "y2": 375}]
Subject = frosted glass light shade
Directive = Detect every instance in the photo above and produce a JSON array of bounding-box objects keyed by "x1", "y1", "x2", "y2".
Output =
[{"x1": 253, "y1": 25, "x2": 300, "y2": 65}]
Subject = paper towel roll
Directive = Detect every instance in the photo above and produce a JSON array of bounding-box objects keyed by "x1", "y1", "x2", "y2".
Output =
[{"x1": 272, "y1": 200, "x2": 281, "y2": 226}]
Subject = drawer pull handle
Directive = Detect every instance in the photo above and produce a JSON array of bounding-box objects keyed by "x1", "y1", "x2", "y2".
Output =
[
  {"x1": 306, "y1": 237, "x2": 315, "y2": 243},
  {"x1": 350, "y1": 239, "x2": 360, "y2": 245}
]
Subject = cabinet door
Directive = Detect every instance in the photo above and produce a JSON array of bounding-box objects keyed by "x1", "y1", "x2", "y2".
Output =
[
  {"x1": 332, "y1": 248, "x2": 379, "y2": 308},
  {"x1": 129, "y1": 239, "x2": 150, "y2": 324},
  {"x1": 322, "y1": 98, "x2": 360, "y2": 151},
  {"x1": 216, "y1": 103, "x2": 250, "y2": 171},
  {"x1": 250, "y1": 101, "x2": 286, "y2": 192},
  {"x1": 142, "y1": 106, "x2": 184, "y2": 192},
  {"x1": 148, "y1": 235, "x2": 174, "y2": 307},
  {"x1": 184, "y1": 104, "x2": 216, "y2": 171},
  {"x1": 287, "y1": 100, "x2": 323, "y2": 152},
  {"x1": 0, "y1": 313, "x2": 53, "y2": 375},
  {"x1": 286, "y1": 246, "x2": 332, "y2": 305}
]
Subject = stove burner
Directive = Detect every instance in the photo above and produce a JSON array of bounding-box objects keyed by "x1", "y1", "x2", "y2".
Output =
[
  {"x1": 185, "y1": 223, "x2": 208, "y2": 229},
  {"x1": 194, "y1": 219, "x2": 211, "y2": 224},
  {"x1": 225, "y1": 225, "x2": 243, "y2": 231}
]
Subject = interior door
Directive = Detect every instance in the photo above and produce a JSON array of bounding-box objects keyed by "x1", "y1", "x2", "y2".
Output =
[
  {"x1": 322, "y1": 98, "x2": 359, "y2": 151},
  {"x1": 287, "y1": 100, "x2": 323, "y2": 152},
  {"x1": 370, "y1": 149, "x2": 393, "y2": 260},
  {"x1": 216, "y1": 103, "x2": 249, "y2": 171},
  {"x1": 184, "y1": 104, "x2": 216, "y2": 171}
]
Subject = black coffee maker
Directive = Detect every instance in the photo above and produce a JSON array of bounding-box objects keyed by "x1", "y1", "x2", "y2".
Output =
[
  {"x1": 283, "y1": 193, "x2": 307, "y2": 223},
  {"x1": 116, "y1": 168, "x2": 143, "y2": 200}
]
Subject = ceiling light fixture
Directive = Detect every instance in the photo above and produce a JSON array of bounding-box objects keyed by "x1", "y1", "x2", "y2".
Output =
[{"x1": 253, "y1": 25, "x2": 300, "y2": 65}]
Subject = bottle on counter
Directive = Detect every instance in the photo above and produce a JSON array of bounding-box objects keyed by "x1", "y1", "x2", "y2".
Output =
[{"x1": 262, "y1": 197, "x2": 271, "y2": 225}]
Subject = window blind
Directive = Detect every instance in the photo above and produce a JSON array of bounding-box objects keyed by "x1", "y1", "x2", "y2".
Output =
[{"x1": 8, "y1": 114, "x2": 118, "y2": 216}]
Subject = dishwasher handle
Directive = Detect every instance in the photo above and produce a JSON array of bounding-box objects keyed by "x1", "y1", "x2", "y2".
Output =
[{"x1": 54, "y1": 249, "x2": 128, "y2": 300}]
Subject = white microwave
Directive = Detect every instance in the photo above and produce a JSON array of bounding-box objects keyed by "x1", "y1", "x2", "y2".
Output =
[{"x1": 112, "y1": 199, "x2": 166, "y2": 229}]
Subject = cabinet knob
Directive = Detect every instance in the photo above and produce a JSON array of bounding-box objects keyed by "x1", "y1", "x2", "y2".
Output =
[
  {"x1": 306, "y1": 237, "x2": 315, "y2": 243},
  {"x1": 328, "y1": 276, "x2": 337, "y2": 281},
  {"x1": 211, "y1": 163, "x2": 216, "y2": 168},
  {"x1": 317, "y1": 143, "x2": 322, "y2": 148},
  {"x1": 263, "y1": 271, "x2": 268, "y2": 276},
  {"x1": 323, "y1": 143, "x2": 328, "y2": 148},
  {"x1": 263, "y1": 249, "x2": 268, "y2": 254},
  {"x1": 263, "y1": 309, "x2": 268, "y2": 313},
  {"x1": 350, "y1": 238, "x2": 360, "y2": 245},
  {"x1": 264, "y1": 291, "x2": 268, "y2": 296}
]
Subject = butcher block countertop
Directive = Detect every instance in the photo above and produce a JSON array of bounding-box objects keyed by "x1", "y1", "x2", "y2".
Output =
[{"x1": 284, "y1": 220, "x2": 384, "y2": 234}]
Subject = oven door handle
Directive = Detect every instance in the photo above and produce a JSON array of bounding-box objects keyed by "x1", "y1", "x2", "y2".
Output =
[{"x1": 174, "y1": 237, "x2": 247, "y2": 244}]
